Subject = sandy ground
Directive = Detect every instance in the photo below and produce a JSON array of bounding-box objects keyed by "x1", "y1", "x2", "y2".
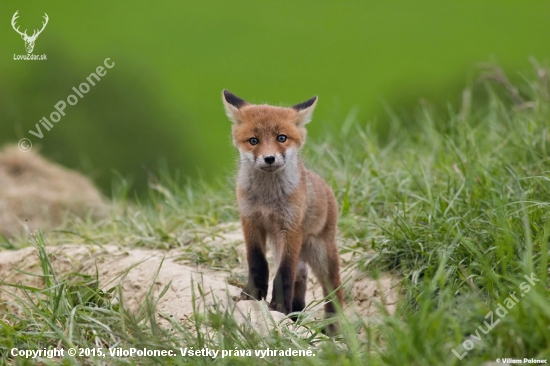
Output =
[{"x1": 0, "y1": 224, "x2": 399, "y2": 333}]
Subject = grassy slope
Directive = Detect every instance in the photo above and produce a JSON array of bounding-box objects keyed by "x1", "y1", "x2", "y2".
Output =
[{"x1": 1, "y1": 66, "x2": 550, "y2": 365}]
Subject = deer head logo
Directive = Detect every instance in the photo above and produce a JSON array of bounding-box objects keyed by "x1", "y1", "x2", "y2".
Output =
[{"x1": 11, "y1": 11, "x2": 49, "y2": 54}]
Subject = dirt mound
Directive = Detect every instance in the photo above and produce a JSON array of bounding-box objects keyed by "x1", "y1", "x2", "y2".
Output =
[
  {"x1": 0, "y1": 224, "x2": 398, "y2": 334},
  {"x1": 204, "y1": 223, "x2": 399, "y2": 318},
  {"x1": 0, "y1": 244, "x2": 242, "y2": 323},
  {"x1": 0, "y1": 145, "x2": 107, "y2": 237}
]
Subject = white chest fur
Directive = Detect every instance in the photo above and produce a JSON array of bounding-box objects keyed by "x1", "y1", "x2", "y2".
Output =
[{"x1": 237, "y1": 152, "x2": 302, "y2": 222}]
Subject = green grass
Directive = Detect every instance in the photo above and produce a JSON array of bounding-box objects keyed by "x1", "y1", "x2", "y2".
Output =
[{"x1": 1, "y1": 64, "x2": 550, "y2": 365}]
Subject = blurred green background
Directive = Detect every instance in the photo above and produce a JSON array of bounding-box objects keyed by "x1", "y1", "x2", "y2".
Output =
[{"x1": 1, "y1": 1, "x2": 550, "y2": 194}]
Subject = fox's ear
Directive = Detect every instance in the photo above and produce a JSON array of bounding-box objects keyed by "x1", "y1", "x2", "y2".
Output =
[
  {"x1": 222, "y1": 90, "x2": 248, "y2": 124},
  {"x1": 292, "y1": 96, "x2": 318, "y2": 127}
]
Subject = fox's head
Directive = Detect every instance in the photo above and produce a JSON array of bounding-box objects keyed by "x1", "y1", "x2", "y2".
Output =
[{"x1": 222, "y1": 90, "x2": 317, "y2": 173}]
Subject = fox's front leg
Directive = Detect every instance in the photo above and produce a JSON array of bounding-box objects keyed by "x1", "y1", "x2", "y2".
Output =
[
  {"x1": 269, "y1": 229, "x2": 302, "y2": 314},
  {"x1": 240, "y1": 217, "x2": 268, "y2": 301}
]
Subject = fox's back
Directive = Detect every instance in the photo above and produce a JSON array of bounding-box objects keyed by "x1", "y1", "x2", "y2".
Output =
[{"x1": 302, "y1": 167, "x2": 337, "y2": 236}]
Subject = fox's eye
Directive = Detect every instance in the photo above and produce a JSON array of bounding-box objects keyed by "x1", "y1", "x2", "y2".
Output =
[
  {"x1": 277, "y1": 135, "x2": 287, "y2": 143},
  {"x1": 249, "y1": 137, "x2": 259, "y2": 145}
]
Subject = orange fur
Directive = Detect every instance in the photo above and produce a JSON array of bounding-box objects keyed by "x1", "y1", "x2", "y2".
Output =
[{"x1": 222, "y1": 90, "x2": 343, "y2": 332}]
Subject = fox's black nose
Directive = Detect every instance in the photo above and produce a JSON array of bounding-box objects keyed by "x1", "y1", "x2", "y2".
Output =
[{"x1": 264, "y1": 156, "x2": 275, "y2": 164}]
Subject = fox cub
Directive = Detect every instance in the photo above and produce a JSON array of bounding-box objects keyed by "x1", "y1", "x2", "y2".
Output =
[{"x1": 222, "y1": 90, "x2": 343, "y2": 325}]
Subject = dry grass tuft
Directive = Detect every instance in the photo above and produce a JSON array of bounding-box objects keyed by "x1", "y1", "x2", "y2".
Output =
[{"x1": 0, "y1": 145, "x2": 107, "y2": 237}]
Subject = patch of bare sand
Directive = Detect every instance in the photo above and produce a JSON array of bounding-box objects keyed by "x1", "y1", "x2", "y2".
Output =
[
  {"x1": 0, "y1": 244, "x2": 241, "y2": 325},
  {"x1": 199, "y1": 223, "x2": 399, "y2": 321},
  {"x1": 0, "y1": 223, "x2": 399, "y2": 332}
]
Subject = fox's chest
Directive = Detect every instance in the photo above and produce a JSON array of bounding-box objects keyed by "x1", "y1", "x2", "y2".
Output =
[
  {"x1": 238, "y1": 185, "x2": 297, "y2": 218},
  {"x1": 236, "y1": 164, "x2": 306, "y2": 223},
  {"x1": 237, "y1": 180, "x2": 304, "y2": 224}
]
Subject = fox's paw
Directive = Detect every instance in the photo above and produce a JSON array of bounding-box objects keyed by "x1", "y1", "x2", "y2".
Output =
[
  {"x1": 240, "y1": 290, "x2": 255, "y2": 301},
  {"x1": 268, "y1": 300, "x2": 288, "y2": 314},
  {"x1": 240, "y1": 285, "x2": 266, "y2": 301},
  {"x1": 321, "y1": 312, "x2": 340, "y2": 336},
  {"x1": 322, "y1": 322, "x2": 340, "y2": 336}
]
